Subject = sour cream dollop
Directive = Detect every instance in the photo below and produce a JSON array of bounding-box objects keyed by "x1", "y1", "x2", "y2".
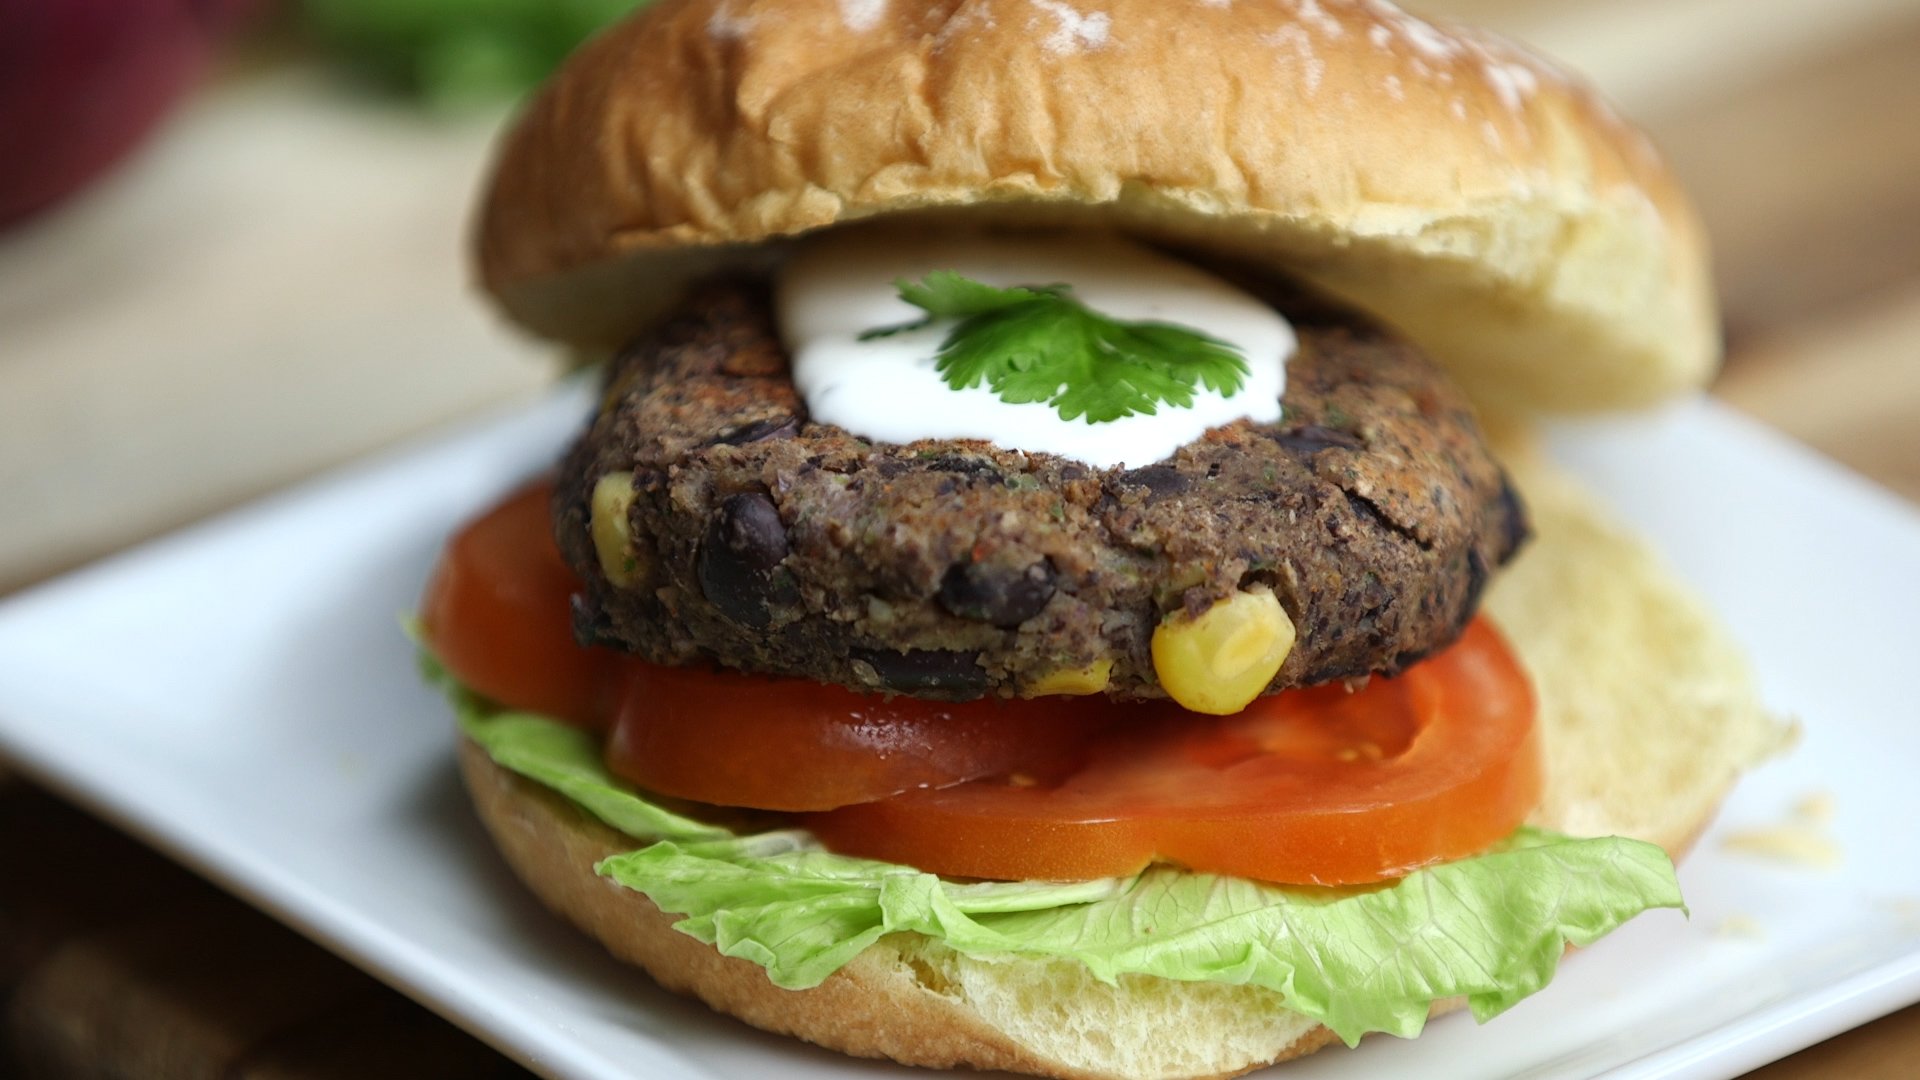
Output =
[{"x1": 774, "y1": 231, "x2": 1294, "y2": 470}]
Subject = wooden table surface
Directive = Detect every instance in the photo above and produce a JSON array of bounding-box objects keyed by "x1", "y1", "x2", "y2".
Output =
[{"x1": 4, "y1": 1, "x2": 1919, "y2": 1076}]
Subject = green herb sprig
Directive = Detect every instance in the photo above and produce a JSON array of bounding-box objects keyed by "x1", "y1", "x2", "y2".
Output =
[{"x1": 861, "y1": 271, "x2": 1250, "y2": 424}]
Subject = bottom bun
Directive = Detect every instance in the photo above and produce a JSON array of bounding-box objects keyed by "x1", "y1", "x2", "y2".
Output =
[
  {"x1": 457, "y1": 442, "x2": 1787, "y2": 1080},
  {"x1": 461, "y1": 740, "x2": 1348, "y2": 1079}
]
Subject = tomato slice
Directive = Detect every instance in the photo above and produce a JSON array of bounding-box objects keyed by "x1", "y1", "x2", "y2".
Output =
[
  {"x1": 419, "y1": 479, "x2": 617, "y2": 729},
  {"x1": 425, "y1": 482, "x2": 1541, "y2": 886},
  {"x1": 606, "y1": 666, "x2": 1114, "y2": 811},
  {"x1": 423, "y1": 482, "x2": 1116, "y2": 810},
  {"x1": 804, "y1": 620, "x2": 1539, "y2": 885}
]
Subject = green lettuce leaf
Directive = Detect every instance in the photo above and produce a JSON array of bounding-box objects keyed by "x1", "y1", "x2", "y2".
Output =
[
  {"x1": 461, "y1": 709, "x2": 729, "y2": 843},
  {"x1": 447, "y1": 678, "x2": 1684, "y2": 1045}
]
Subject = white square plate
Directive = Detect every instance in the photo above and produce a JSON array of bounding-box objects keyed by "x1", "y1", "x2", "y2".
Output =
[{"x1": 1, "y1": 385, "x2": 1917, "y2": 1080}]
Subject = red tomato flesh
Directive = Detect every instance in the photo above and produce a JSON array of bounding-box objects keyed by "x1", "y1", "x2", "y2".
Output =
[
  {"x1": 606, "y1": 666, "x2": 1114, "y2": 811},
  {"x1": 422, "y1": 480, "x2": 1542, "y2": 886},
  {"x1": 807, "y1": 620, "x2": 1539, "y2": 885},
  {"x1": 419, "y1": 480, "x2": 617, "y2": 729}
]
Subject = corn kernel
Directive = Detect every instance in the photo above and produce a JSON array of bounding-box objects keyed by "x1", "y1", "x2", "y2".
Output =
[
  {"x1": 1022, "y1": 658, "x2": 1114, "y2": 698},
  {"x1": 1151, "y1": 586, "x2": 1295, "y2": 715},
  {"x1": 590, "y1": 471, "x2": 642, "y2": 586}
]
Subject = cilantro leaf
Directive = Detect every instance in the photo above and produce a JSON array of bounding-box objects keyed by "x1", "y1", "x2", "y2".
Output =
[
  {"x1": 901, "y1": 271, "x2": 1068, "y2": 317},
  {"x1": 865, "y1": 272, "x2": 1250, "y2": 423}
]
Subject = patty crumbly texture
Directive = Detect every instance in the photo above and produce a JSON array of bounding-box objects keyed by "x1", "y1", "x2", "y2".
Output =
[{"x1": 555, "y1": 274, "x2": 1527, "y2": 701}]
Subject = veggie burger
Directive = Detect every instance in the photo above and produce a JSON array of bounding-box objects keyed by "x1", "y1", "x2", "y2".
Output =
[{"x1": 420, "y1": 1, "x2": 1788, "y2": 1076}]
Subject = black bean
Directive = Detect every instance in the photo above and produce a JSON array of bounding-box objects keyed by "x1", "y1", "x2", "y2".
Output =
[
  {"x1": 850, "y1": 647, "x2": 990, "y2": 697},
  {"x1": 1115, "y1": 464, "x2": 1189, "y2": 499},
  {"x1": 707, "y1": 416, "x2": 799, "y2": 448},
  {"x1": 938, "y1": 560, "x2": 1056, "y2": 628},
  {"x1": 921, "y1": 455, "x2": 1002, "y2": 482},
  {"x1": 715, "y1": 493, "x2": 788, "y2": 568},
  {"x1": 698, "y1": 493, "x2": 791, "y2": 627},
  {"x1": 1273, "y1": 425, "x2": 1364, "y2": 456},
  {"x1": 1461, "y1": 548, "x2": 1491, "y2": 616},
  {"x1": 1493, "y1": 474, "x2": 1530, "y2": 562}
]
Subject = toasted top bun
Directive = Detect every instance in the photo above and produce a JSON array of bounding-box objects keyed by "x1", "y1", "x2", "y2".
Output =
[
  {"x1": 476, "y1": 0, "x2": 1715, "y2": 413},
  {"x1": 458, "y1": 442, "x2": 1789, "y2": 1080}
]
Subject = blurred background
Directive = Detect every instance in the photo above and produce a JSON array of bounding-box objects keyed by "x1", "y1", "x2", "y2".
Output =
[
  {"x1": 1, "y1": 0, "x2": 1916, "y2": 1076},
  {"x1": 3, "y1": 0, "x2": 1918, "y2": 594}
]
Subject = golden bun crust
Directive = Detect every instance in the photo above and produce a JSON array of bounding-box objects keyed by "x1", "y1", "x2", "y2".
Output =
[
  {"x1": 476, "y1": 0, "x2": 1716, "y2": 413},
  {"x1": 455, "y1": 449, "x2": 1787, "y2": 1080}
]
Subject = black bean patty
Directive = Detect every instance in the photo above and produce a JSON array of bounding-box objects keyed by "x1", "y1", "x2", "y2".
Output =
[{"x1": 554, "y1": 275, "x2": 1527, "y2": 701}]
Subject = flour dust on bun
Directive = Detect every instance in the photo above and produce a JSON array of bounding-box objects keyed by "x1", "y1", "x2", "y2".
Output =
[{"x1": 478, "y1": 0, "x2": 1715, "y2": 414}]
